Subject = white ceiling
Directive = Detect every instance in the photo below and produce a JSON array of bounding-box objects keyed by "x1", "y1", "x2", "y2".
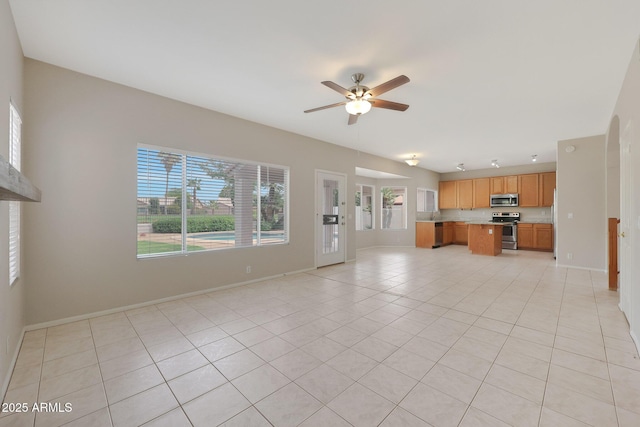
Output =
[{"x1": 9, "y1": 0, "x2": 640, "y2": 173}]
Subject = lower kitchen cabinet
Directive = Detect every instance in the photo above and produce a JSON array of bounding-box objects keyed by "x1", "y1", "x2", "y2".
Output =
[
  {"x1": 453, "y1": 222, "x2": 468, "y2": 245},
  {"x1": 416, "y1": 222, "x2": 456, "y2": 248},
  {"x1": 416, "y1": 222, "x2": 435, "y2": 248},
  {"x1": 518, "y1": 223, "x2": 552, "y2": 251},
  {"x1": 443, "y1": 222, "x2": 454, "y2": 245},
  {"x1": 518, "y1": 224, "x2": 533, "y2": 248},
  {"x1": 533, "y1": 223, "x2": 553, "y2": 251}
]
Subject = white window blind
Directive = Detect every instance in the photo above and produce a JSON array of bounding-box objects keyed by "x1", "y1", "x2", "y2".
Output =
[
  {"x1": 417, "y1": 188, "x2": 437, "y2": 212},
  {"x1": 355, "y1": 184, "x2": 374, "y2": 231},
  {"x1": 9, "y1": 102, "x2": 22, "y2": 286},
  {"x1": 137, "y1": 146, "x2": 288, "y2": 258}
]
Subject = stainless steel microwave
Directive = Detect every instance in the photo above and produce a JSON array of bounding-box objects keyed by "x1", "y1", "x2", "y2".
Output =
[{"x1": 490, "y1": 193, "x2": 519, "y2": 207}]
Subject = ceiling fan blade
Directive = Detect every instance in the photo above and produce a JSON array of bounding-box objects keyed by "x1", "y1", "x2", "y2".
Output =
[
  {"x1": 304, "y1": 101, "x2": 347, "y2": 113},
  {"x1": 322, "y1": 81, "x2": 353, "y2": 98},
  {"x1": 367, "y1": 75, "x2": 410, "y2": 97},
  {"x1": 370, "y1": 99, "x2": 409, "y2": 111},
  {"x1": 348, "y1": 114, "x2": 359, "y2": 125}
]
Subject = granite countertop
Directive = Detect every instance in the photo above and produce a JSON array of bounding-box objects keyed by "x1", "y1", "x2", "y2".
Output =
[
  {"x1": 465, "y1": 221, "x2": 503, "y2": 225},
  {"x1": 416, "y1": 220, "x2": 466, "y2": 223}
]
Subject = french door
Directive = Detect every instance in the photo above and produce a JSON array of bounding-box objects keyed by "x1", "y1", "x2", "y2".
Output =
[{"x1": 316, "y1": 171, "x2": 346, "y2": 267}]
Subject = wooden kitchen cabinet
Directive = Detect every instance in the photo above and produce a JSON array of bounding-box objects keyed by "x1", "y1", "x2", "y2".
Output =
[
  {"x1": 518, "y1": 223, "x2": 553, "y2": 251},
  {"x1": 439, "y1": 181, "x2": 457, "y2": 209},
  {"x1": 473, "y1": 178, "x2": 491, "y2": 208},
  {"x1": 518, "y1": 174, "x2": 539, "y2": 207},
  {"x1": 439, "y1": 171, "x2": 555, "y2": 211},
  {"x1": 517, "y1": 223, "x2": 533, "y2": 249},
  {"x1": 443, "y1": 222, "x2": 454, "y2": 244},
  {"x1": 456, "y1": 180, "x2": 473, "y2": 209},
  {"x1": 490, "y1": 175, "x2": 518, "y2": 194},
  {"x1": 533, "y1": 223, "x2": 553, "y2": 251},
  {"x1": 539, "y1": 172, "x2": 556, "y2": 207},
  {"x1": 454, "y1": 222, "x2": 468, "y2": 244},
  {"x1": 416, "y1": 221, "x2": 456, "y2": 248},
  {"x1": 416, "y1": 222, "x2": 435, "y2": 248}
]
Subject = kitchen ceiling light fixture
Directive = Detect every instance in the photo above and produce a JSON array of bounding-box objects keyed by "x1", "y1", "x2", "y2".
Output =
[
  {"x1": 345, "y1": 99, "x2": 372, "y2": 116},
  {"x1": 456, "y1": 163, "x2": 466, "y2": 171},
  {"x1": 491, "y1": 159, "x2": 500, "y2": 168},
  {"x1": 531, "y1": 154, "x2": 537, "y2": 162},
  {"x1": 405, "y1": 155, "x2": 419, "y2": 166}
]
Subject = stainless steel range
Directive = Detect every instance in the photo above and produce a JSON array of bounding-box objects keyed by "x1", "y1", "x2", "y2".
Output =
[{"x1": 491, "y1": 212, "x2": 520, "y2": 250}]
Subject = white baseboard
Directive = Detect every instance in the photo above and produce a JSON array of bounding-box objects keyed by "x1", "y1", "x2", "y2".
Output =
[
  {"x1": 555, "y1": 263, "x2": 607, "y2": 273},
  {"x1": 26, "y1": 267, "x2": 316, "y2": 332}
]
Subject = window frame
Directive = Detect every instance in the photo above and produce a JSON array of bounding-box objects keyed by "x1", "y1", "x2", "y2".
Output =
[
  {"x1": 9, "y1": 101, "x2": 22, "y2": 286},
  {"x1": 417, "y1": 187, "x2": 438, "y2": 213},
  {"x1": 380, "y1": 186, "x2": 407, "y2": 230},
  {"x1": 355, "y1": 184, "x2": 375, "y2": 231},
  {"x1": 137, "y1": 144, "x2": 290, "y2": 259}
]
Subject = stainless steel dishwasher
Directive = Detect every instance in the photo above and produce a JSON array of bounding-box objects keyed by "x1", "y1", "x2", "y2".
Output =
[{"x1": 433, "y1": 222, "x2": 443, "y2": 248}]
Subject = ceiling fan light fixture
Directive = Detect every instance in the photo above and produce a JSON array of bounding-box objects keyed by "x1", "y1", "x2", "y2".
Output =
[
  {"x1": 405, "y1": 155, "x2": 419, "y2": 167},
  {"x1": 345, "y1": 99, "x2": 372, "y2": 116}
]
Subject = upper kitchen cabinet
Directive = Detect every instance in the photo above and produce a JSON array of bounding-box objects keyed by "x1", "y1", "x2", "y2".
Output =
[
  {"x1": 456, "y1": 180, "x2": 473, "y2": 209},
  {"x1": 518, "y1": 174, "x2": 539, "y2": 207},
  {"x1": 490, "y1": 175, "x2": 518, "y2": 194},
  {"x1": 473, "y1": 178, "x2": 491, "y2": 208},
  {"x1": 539, "y1": 172, "x2": 556, "y2": 207},
  {"x1": 439, "y1": 181, "x2": 457, "y2": 209}
]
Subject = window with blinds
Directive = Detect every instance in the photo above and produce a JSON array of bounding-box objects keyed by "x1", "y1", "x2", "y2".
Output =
[
  {"x1": 137, "y1": 145, "x2": 289, "y2": 258},
  {"x1": 9, "y1": 102, "x2": 22, "y2": 286},
  {"x1": 417, "y1": 188, "x2": 437, "y2": 212},
  {"x1": 355, "y1": 184, "x2": 374, "y2": 230}
]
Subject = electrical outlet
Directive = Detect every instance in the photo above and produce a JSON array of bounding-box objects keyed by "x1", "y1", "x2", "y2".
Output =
[
  {"x1": 245, "y1": 266, "x2": 251, "y2": 274},
  {"x1": 567, "y1": 253, "x2": 573, "y2": 260}
]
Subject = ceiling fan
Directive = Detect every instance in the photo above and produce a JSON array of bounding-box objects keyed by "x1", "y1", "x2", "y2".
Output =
[{"x1": 304, "y1": 73, "x2": 410, "y2": 125}]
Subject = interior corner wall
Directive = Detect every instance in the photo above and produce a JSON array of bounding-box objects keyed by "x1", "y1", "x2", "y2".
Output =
[
  {"x1": 0, "y1": 0, "x2": 26, "y2": 397},
  {"x1": 557, "y1": 134, "x2": 607, "y2": 270},
  {"x1": 22, "y1": 59, "x2": 370, "y2": 325}
]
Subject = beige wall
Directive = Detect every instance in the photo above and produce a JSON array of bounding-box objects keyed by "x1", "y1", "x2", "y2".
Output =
[
  {"x1": 0, "y1": 0, "x2": 26, "y2": 397},
  {"x1": 22, "y1": 59, "x2": 434, "y2": 325},
  {"x1": 556, "y1": 135, "x2": 607, "y2": 270},
  {"x1": 354, "y1": 152, "x2": 440, "y2": 249},
  {"x1": 609, "y1": 38, "x2": 640, "y2": 349}
]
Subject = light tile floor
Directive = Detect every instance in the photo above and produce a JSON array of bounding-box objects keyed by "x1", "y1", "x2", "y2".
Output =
[{"x1": 2, "y1": 246, "x2": 640, "y2": 426}]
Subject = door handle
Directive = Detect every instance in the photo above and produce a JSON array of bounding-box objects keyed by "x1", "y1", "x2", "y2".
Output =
[{"x1": 619, "y1": 232, "x2": 625, "y2": 238}]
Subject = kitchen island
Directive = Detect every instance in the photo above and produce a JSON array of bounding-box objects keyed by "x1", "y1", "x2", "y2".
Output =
[{"x1": 466, "y1": 222, "x2": 503, "y2": 256}]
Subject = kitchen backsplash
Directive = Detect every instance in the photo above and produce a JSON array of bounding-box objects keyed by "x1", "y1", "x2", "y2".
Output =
[{"x1": 417, "y1": 207, "x2": 552, "y2": 222}]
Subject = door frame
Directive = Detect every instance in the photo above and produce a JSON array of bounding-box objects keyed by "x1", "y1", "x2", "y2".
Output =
[
  {"x1": 315, "y1": 170, "x2": 347, "y2": 267},
  {"x1": 619, "y1": 120, "x2": 634, "y2": 326}
]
